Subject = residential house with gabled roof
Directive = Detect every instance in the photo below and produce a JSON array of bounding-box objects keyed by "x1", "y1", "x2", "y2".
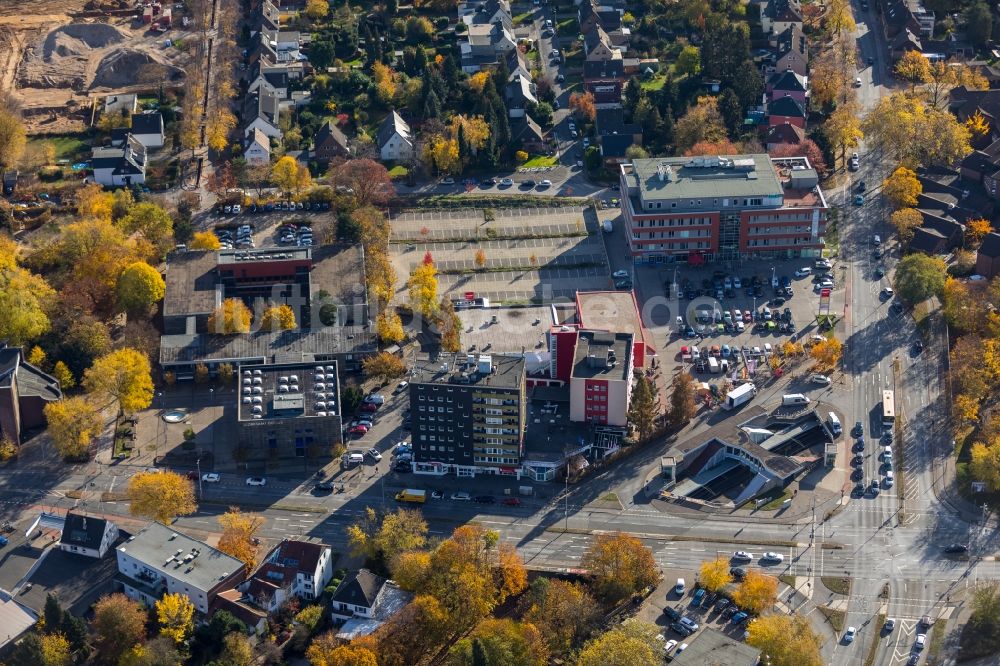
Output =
[
  {"x1": 236, "y1": 539, "x2": 333, "y2": 613},
  {"x1": 583, "y1": 24, "x2": 622, "y2": 62},
  {"x1": 505, "y1": 74, "x2": 537, "y2": 118},
  {"x1": 130, "y1": 112, "x2": 164, "y2": 150},
  {"x1": 246, "y1": 61, "x2": 290, "y2": 100},
  {"x1": 0, "y1": 344, "x2": 61, "y2": 445},
  {"x1": 767, "y1": 96, "x2": 807, "y2": 128},
  {"x1": 774, "y1": 25, "x2": 808, "y2": 77},
  {"x1": 511, "y1": 115, "x2": 547, "y2": 153},
  {"x1": 765, "y1": 123, "x2": 805, "y2": 149},
  {"x1": 91, "y1": 135, "x2": 147, "y2": 187},
  {"x1": 59, "y1": 512, "x2": 119, "y2": 559},
  {"x1": 330, "y1": 569, "x2": 412, "y2": 639},
  {"x1": 767, "y1": 69, "x2": 807, "y2": 104},
  {"x1": 976, "y1": 232, "x2": 1000, "y2": 277},
  {"x1": 244, "y1": 127, "x2": 271, "y2": 166},
  {"x1": 760, "y1": 0, "x2": 802, "y2": 35},
  {"x1": 377, "y1": 110, "x2": 414, "y2": 162},
  {"x1": 459, "y1": 0, "x2": 513, "y2": 30},
  {"x1": 460, "y1": 22, "x2": 516, "y2": 73},
  {"x1": 313, "y1": 121, "x2": 350, "y2": 163},
  {"x1": 243, "y1": 89, "x2": 282, "y2": 140},
  {"x1": 506, "y1": 48, "x2": 531, "y2": 83}
]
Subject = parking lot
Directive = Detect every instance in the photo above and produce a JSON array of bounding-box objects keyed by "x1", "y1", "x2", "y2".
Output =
[
  {"x1": 209, "y1": 208, "x2": 332, "y2": 250},
  {"x1": 390, "y1": 205, "x2": 613, "y2": 304}
]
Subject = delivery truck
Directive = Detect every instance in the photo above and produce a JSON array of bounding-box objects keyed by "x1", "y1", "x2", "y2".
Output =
[
  {"x1": 395, "y1": 489, "x2": 426, "y2": 504},
  {"x1": 708, "y1": 356, "x2": 720, "y2": 373},
  {"x1": 724, "y1": 383, "x2": 756, "y2": 410}
]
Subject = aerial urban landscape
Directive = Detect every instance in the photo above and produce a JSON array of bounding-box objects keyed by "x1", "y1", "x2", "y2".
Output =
[{"x1": 1, "y1": 0, "x2": 1000, "y2": 664}]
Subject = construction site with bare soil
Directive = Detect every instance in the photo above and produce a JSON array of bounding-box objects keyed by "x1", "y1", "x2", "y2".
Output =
[{"x1": 0, "y1": 0, "x2": 192, "y2": 134}]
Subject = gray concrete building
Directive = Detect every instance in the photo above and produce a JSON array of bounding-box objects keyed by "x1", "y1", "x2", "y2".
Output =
[{"x1": 237, "y1": 361, "x2": 342, "y2": 461}]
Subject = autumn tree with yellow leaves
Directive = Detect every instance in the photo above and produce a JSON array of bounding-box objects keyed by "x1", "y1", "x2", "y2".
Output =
[
  {"x1": 208, "y1": 298, "x2": 253, "y2": 334},
  {"x1": 699, "y1": 557, "x2": 733, "y2": 592},
  {"x1": 580, "y1": 531, "x2": 659, "y2": 602},
  {"x1": 189, "y1": 230, "x2": 222, "y2": 251},
  {"x1": 44, "y1": 397, "x2": 103, "y2": 461},
  {"x1": 376, "y1": 310, "x2": 405, "y2": 344},
  {"x1": 126, "y1": 470, "x2": 197, "y2": 523},
  {"x1": 733, "y1": 570, "x2": 779, "y2": 614},
  {"x1": 746, "y1": 614, "x2": 822, "y2": 666},
  {"x1": 259, "y1": 304, "x2": 297, "y2": 331},
  {"x1": 882, "y1": 166, "x2": 922, "y2": 209},
  {"x1": 271, "y1": 155, "x2": 312, "y2": 197},
  {"x1": 155, "y1": 592, "x2": 195, "y2": 644},
  {"x1": 217, "y1": 506, "x2": 265, "y2": 569},
  {"x1": 890, "y1": 208, "x2": 924, "y2": 245},
  {"x1": 361, "y1": 351, "x2": 407, "y2": 383},
  {"x1": 408, "y1": 261, "x2": 439, "y2": 318},
  {"x1": 91, "y1": 593, "x2": 147, "y2": 663},
  {"x1": 810, "y1": 337, "x2": 843, "y2": 373},
  {"x1": 83, "y1": 348, "x2": 154, "y2": 413}
]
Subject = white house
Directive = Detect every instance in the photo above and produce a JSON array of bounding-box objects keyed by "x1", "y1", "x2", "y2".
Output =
[
  {"x1": 130, "y1": 112, "x2": 165, "y2": 149},
  {"x1": 91, "y1": 136, "x2": 147, "y2": 187},
  {"x1": 239, "y1": 539, "x2": 333, "y2": 613},
  {"x1": 376, "y1": 110, "x2": 413, "y2": 162},
  {"x1": 330, "y1": 569, "x2": 412, "y2": 639},
  {"x1": 244, "y1": 127, "x2": 271, "y2": 165},
  {"x1": 116, "y1": 522, "x2": 246, "y2": 614},
  {"x1": 59, "y1": 512, "x2": 119, "y2": 559}
]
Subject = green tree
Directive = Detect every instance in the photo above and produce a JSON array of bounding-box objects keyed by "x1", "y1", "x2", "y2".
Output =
[
  {"x1": 116, "y1": 261, "x2": 166, "y2": 314},
  {"x1": 965, "y1": 3, "x2": 993, "y2": 48},
  {"x1": 961, "y1": 583, "x2": 1000, "y2": 660},
  {"x1": 668, "y1": 372, "x2": 697, "y2": 427},
  {"x1": 627, "y1": 373, "x2": 659, "y2": 442},
  {"x1": 675, "y1": 46, "x2": 701, "y2": 77},
  {"x1": 894, "y1": 254, "x2": 948, "y2": 303}
]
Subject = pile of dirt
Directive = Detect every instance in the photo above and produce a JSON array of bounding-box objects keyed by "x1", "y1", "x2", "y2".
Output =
[
  {"x1": 90, "y1": 48, "x2": 184, "y2": 89},
  {"x1": 42, "y1": 23, "x2": 123, "y2": 60}
]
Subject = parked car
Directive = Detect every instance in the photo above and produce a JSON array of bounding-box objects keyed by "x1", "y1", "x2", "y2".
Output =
[
  {"x1": 348, "y1": 425, "x2": 369, "y2": 435},
  {"x1": 451, "y1": 491, "x2": 472, "y2": 501},
  {"x1": 201, "y1": 473, "x2": 221, "y2": 483},
  {"x1": 944, "y1": 543, "x2": 968, "y2": 554},
  {"x1": 501, "y1": 497, "x2": 521, "y2": 506},
  {"x1": 246, "y1": 477, "x2": 266, "y2": 486},
  {"x1": 367, "y1": 448, "x2": 382, "y2": 461}
]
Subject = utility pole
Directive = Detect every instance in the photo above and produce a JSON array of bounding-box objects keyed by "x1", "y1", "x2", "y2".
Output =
[{"x1": 196, "y1": 450, "x2": 203, "y2": 499}]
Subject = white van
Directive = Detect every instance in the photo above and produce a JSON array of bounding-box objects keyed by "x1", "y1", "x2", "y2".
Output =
[
  {"x1": 883, "y1": 446, "x2": 893, "y2": 461},
  {"x1": 764, "y1": 343, "x2": 773, "y2": 356},
  {"x1": 781, "y1": 394, "x2": 810, "y2": 406},
  {"x1": 884, "y1": 470, "x2": 894, "y2": 487},
  {"x1": 828, "y1": 412, "x2": 842, "y2": 436},
  {"x1": 674, "y1": 578, "x2": 686, "y2": 596},
  {"x1": 691, "y1": 345, "x2": 701, "y2": 360}
]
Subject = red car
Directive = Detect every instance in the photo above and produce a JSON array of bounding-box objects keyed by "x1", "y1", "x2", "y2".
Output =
[
  {"x1": 360, "y1": 403, "x2": 378, "y2": 412},
  {"x1": 500, "y1": 497, "x2": 521, "y2": 506},
  {"x1": 349, "y1": 425, "x2": 369, "y2": 436}
]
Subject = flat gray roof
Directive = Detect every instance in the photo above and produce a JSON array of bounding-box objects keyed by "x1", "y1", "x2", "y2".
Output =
[
  {"x1": 160, "y1": 327, "x2": 376, "y2": 367},
  {"x1": 411, "y1": 353, "x2": 524, "y2": 390},
  {"x1": 118, "y1": 522, "x2": 243, "y2": 593},
  {"x1": 572, "y1": 331, "x2": 632, "y2": 380},
  {"x1": 626, "y1": 154, "x2": 783, "y2": 202},
  {"x1": 238, "y1": 361, "x2": 340, "y2": 420},
  {"x1": 671, "y1": 628, "x2": 761, "y2": 666},
  {"x1": 455, "y1": 306, "x2": 552, "y2": 354}
]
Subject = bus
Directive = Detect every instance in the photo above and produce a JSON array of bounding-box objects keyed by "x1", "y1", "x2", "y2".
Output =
[{"x1": 881, "y1": 390, "x2": 896, "y2": 427}]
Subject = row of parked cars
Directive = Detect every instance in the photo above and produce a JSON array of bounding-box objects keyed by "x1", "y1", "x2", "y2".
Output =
[
  {"x1": 214, "y1": 224, "x2": 254, "y2": 250},
  {"x1": 276, "y1": 222, "x2": 313, "y2": 247},
  {"x1": 219, "y1": 201, "x2": 332, "y2": 215}
]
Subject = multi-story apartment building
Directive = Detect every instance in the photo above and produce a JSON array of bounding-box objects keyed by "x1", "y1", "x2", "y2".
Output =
[
  {"x1": 619, "y1": 154, "x2": 828, "y2": 263},
  {"x1": 409, "y1": 354, "x2": 526, "y2": 478},
  {"x1": 116, "y1": 522, "x2": 246, "y2": 615},
  {"x1": 569, "y1": 331, "x2": 635, "y2": 427}
]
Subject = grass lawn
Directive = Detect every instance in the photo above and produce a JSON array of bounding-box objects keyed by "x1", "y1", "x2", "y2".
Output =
[
  {"x1": 522, "y1": 155, "x2": 559, "y2": 168},
  {"x1": 759, "y1": 489, "x2": 793, "y2": 510},
  {"x1": 819, "y1": 606, "x2": 846, "y2": 632},
  {"x1": 388, "y1": 165, "x2": 409, "y2": 178},
  {"x1": 822, "y1": 576, "x2": 852, "y2": 596},
  {"x1": 640, "y1": 74, "x2": 668, "y2": 91},
  {"x1": 557, "y1": 18, "x2": 579, "y2": 35},
  {"x1": 513, "y1": 11, "x2": 534, "y2": 25},
  {"x1": 28, "y1": 135, "x2": 89, "y2": 161}
]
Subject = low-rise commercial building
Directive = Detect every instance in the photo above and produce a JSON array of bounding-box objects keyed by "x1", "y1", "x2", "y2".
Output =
[{"x1": 620, "y1": 154, "x2": 828, "y2": 263}]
